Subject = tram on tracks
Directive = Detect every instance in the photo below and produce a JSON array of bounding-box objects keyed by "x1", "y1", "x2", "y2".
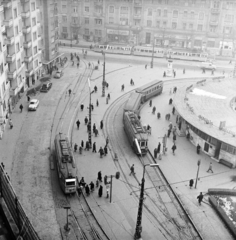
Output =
[{"x1": 54, "y1": 133, "x2": 77, "y2": 194}]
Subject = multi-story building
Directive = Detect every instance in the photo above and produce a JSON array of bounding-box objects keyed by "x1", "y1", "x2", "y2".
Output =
[{"x1": 58, "y1": 0, "x2": 236, "y2": 57}]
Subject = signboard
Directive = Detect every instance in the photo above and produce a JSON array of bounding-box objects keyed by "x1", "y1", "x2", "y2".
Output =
[{"x1": 107, "y1": 29, "x2": 129, "y2": 36}]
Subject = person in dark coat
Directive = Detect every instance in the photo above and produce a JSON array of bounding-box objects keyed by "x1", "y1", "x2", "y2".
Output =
[
  {"x1": 96, "y1": 99, "x2": 99, "y2": 107},
  {"x1": 94, "y1": 85, "x2": 98, "y2": 93},
  {"x1": 84, "y1": 116, "x2": 88, "y2": 125},
  {"x1": 98, "y1": 171, "x2": 102, "y2": 182},
  {"x1": 163, "y1": 71, "x2": 166, "y2": 77},
  {"x1": 99, "y1": 147, "x2": 104, "y2": 158},
  {"x1": 197, "y1": 192, "x2": 204, "y2": 205},
  {"x1": 74, "y1": 143, "x2": 78, "y2": 152},
  {"x1": 167, "y1": 129, "x2": 171, "y2": 138},
  {"x1": 85, "y1": 141, "x2": 90, "y2": 151},
  {"x1": 19, "y1": 104, "x2": 23, "y2": 112},
  {"x1": 93, "y1": 123, "x2": 96, "y2": 133},
  {"x1": 27, "y1": 95, "x2": 30, "y2": 102},
  {"x1": 108, "y1": 93, "x2": 110, "y2": 99},
  {"x1": 98, "y1": 185, "x2": 103, "y2": 197},
  {"x1": 189, "y1": 179, "x2": 194, "y2": 188},
  {"x1": 154, "y1": 148, "x2": 158, "y2": 158},
  {"x1": 197, "y1": 144, "x2": 201, "y2": 154},
  {"x1": 106, "y1": 136, "x2": 109, "y2": 146},
  {"x1": 81, "y1": 140, "x2": 84, "y2": 148},
  {"x1": 100, "y1": 120, "x2": 103, "y2": 129},
  {"x1": 80, "y1": 103, "x2": 84, "y2": 111},
  {"x1": 104, "y1": 145, "x2": 108, "y2": 156},
  {"x1": 169, "y1": 98, "x2": 173, "y2": 105},
  {"x1": 89, "y1": 181, "x2": 95, "y2": 192},
  {"x1": 94, "y1": 128, "x2": 99, "y2": 137},
  {"x1": 149, "y1": 100, "x2": 152, "y2": 107},
  {"x1": 85, "y1": 184, "x2": 90, "y2": 196},
  {"x1": 76, "y1": 120, "x2": 80, "y2": 129},
  {"x1": 172, "y1": 107, "x2": 175, "y2": 115},
  {"x1": 80, "y1": 177, "x2": 86, "y2": 187},
  {"x1": 92, "y1": 142, "x2": 97, "y2": 153},
  {"x1": 171, "y1": 144, "x2": 177, "y2": 155},
  {"x1": 157, "y1": 142, "x2": 161, "y2": 154}
]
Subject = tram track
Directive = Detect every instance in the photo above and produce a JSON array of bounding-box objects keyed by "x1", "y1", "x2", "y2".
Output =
[{"x1": 103, "y1": 77, "x2": 205, "y2": 239}]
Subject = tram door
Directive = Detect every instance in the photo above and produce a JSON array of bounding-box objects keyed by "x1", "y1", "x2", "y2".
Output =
[
  {"x1": 204, "y1": 142, "x2": 209, "y2": 152},
  {"x1": 214, "y1": 141, "x2": 222, "y2": 159}
]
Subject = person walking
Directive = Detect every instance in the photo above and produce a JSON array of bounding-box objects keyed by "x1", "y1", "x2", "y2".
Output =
[
  {"x1": 157, "y1": 142, "x2": 161, "y2": 154},
  {"x1": 85, "y1": 141, "x2": 90, "y2": 151},
  {"x1": 19, "y1": 104, "x2": 23, "y2": 112},
  {"x1": 80, "y1": 103, "x2": 84, "y2": 111},
  {"x1": 98, "y1": 185, "x2": 103, "y2": 197},
  {"x1": 98, "y1": 171, "x2": 102, "y2": 182},
  {"x1": 197, "y1": 192, "x2": 204, "y2": 205},
  {"x1": 9, "y1": 119, "x2": 13, "y2": 129},
  {"x1": 74, "y1": 143, "x2": 78, "y2": 152},
  {"x1": 96, "y1": 99, "x2": 99, "y2": 107},
  {"x1": 81, "y1": 140, "x2": 84, "y2": 148},
  {"x1": 207, "y1": 162, "x2": 213, "y2": 173},
  {"x1": 99, "y1": 147, "x2": 104, "y2": 158},
  {"x1": 92, "y1": 142, "x2": 97, "y2": 153},
  {"x1": 93, "y1": 123, "x2": 96, "y2": 134},
  {"x1": 85, "y1": 184, "x2": 90, "y2": 196},
  {"x1": 189, "y1": 179, "x2": 194, "y2": 188},
  {"x1": 89, "y1": 181, "x2": 95, "y2": 192},
  {"x1": 169, "y1": 98, "x2": 173, "y2": 105},
  {"x1": 145, "y1": 64, "x2": 147, "y2": 69},
  {"x1": 149, "y1": 99, "x2": 152, "y2": 107},
  {"x1": 100, "y1": 120, "x2": 103, "y2": 129},
  {"x1": 106, "y1": 96, "x2": 109, "y2": 104},
  {"x1": 171, "y1": 144, "x2": 177, "y2": 155},
  {"x1": 106, "y1": 136, "x2": 109, "y2": 146},
  {"x1": 197, "y1": 144, "x2": 201, "y2": 154},
  {"x1": 152, "y1": 106, "x2": 156, "y2": 114},
  {"x1": 130, "y1": 164, "x2": 135, "y2": 176},
  {"x1": 121, "y1": 84, "x2": 125, "y2": 91},
  {"x1": 173, "y1": 134, "x2": 177, "y2": 144},
  {"x1": 108, "y1": 93, "x2": 110, "y2": 100},
  {"x1": 27, "y1": 95, "x2": 30, "y2": 102},
  {"x1": 84, "y1": 116, "x2": 88, "y2": 125},
  {"x1": 76, "y1": 120, "x2": 80, "y2": 129},
  {"x1": 154, "y1": 148, "x2": 158, "y2": 158},
  {"x1": 167, "y1": 129, "x2": 171, "y2": 138},
  {"x1": 94, "y1": 85, "x2": 98, "y2": 93},
  {"x1": 172, "y1": 106, "x2": 175, "y2": 115}
]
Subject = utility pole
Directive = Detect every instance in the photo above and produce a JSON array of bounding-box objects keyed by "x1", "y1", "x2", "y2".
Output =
[
  {"x1": 195, "y1": 159, "x2": 201, "y2": 189},
  {"x1": 102, "y1": 51, "x2": 106, "y2": 97},
  {"x1": 150, "y1": 37, "x2": 155, "y2": 68}
]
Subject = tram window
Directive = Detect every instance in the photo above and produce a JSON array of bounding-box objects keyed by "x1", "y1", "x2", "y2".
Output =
[
  {"x1": 228, "y1": 145, "x2": 234, "y2": 154},
  {"x1": 141, "y1": 142, "x2": 145, "y2": 147},
  {"x1": 221, "y1": 143, "x2": 227, "y2": 151},
  {"x1": 141, "y1": 49, "x2": 144, "y2": 52},
  {"x1": 154, "y1": 51, "x2": 157, "y2": 53},
  {"x1": 209, "y1": 137, "x2": 217, "y2": 146}
]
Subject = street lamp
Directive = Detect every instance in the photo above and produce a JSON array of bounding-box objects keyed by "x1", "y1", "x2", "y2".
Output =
[
  {"x1": 64, "y1": 206, "x2": 71, "y2": 231},
  {"x1": 102, "y1": 50, "x2": 106, "y2": 97},
  {"x1": 88, "y1": 78, "x2": 94, "y2": 148},
  {"x1": 134, "y1": 163, "x2": 159, "y2": 240},
  {"x1": 195, "y1": 159, "x2": 201, "y2": 189}
]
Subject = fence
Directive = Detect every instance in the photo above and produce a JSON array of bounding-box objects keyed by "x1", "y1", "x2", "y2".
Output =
[{"x1": 0, "y1": 163, "x2": 40, "y2": 240}]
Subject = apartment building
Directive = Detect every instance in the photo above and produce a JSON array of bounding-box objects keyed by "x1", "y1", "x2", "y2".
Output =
[{"x1": 58, "y1": 0, "x2": 236, "y2": 57}]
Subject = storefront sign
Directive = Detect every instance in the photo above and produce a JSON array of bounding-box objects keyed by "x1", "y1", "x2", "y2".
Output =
[{"x1": 107, "y1": 29, "x2": 129, "y2": 36}]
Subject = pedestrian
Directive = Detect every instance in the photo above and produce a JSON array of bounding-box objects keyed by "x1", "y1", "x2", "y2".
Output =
[
  {"x1": 157, "y1": 112, "x2": 161, "y2": 119},
  {"x1": 173, "y1": 134, "x2": 177, "y2": 144},
  {"x1": 154, "y1": 148, "x2": 158, "y2": 158},
  {"x1": 106, "y1": 184, "x2": 109, "y2": 198},
  {"x1": 80, "y1": 177, "x2": 86, "y2": 187},
  {"x1": 74, "y1": 143, "x2": 78, "y2": 152},
  {"x1": 76, "y1": 120, "x2": 80, "y2": 129},
  {"x1": 108, "y1": 93, "x2": 110, "y2": 99},
  {"x1": 100, "y1": 120, "x2": 103, "y2": 129},
  {"x1": 106, "y1": 82, "x2": 109, "y2": 88},
  {"x1": 104, "y1": 145, "x2": 108, "y2": 156},
  {"x1": 152, "y1": 106, "x2": 156, "y2": 114},
  {"x1": 130, "y1": 164, "x2": 135, "y2": 175},
  {"x1": 91, "y1": 103, "x2": 94, "y2": 111},
  {"x1": 68, "y1": 89, "x2": 72, "y2": 96},
  {"x1": 99, "y1": 147, "x2": 104, "y2": 158},
  {"x1": 106, "y1": 96, "x2": 109, "y2": 104},
  {"x1": 196, "y1": 144, "x2": 201, "y2": 154},
  {"x1": 77, "y1": 62, "x2": 79, "y2": 68},
  {"x1": 9, "y1": 119, "x2": 13, "y2": 129},
  {"x1": 19, "y1": 104, "x2": 23, "y2": 112},
  {"x1": 106, "y1": 136, "x2": 109, "y2": 146},
  {"x1": 77, "y1": 185, "x2": 82, "y2": 197},
  {"x1": 173, "y1": 71, "x2": 176, "y2": 78},
  {"x1": 171, "y1": 144, "x2": 177, "y2": 155},
  {"x1": 169, "y1": 122, "x2": 173, "y2": 130},
  {"x1": 121, "y1": 84, "x2": 124, "y2": 91},
  {"x1": 167, "y1": 129, "x2": 171, "y2": 138},
  {"x1": 88, "y1": 62, "x2": 91, "y2": 68},
  {"x1": 98, "y1": 185, "x2": 103, "y2": 197},
  {"x1": 85, "y1": 184, "x2": 90, "y2": 196},
  {"x1": 94, "y1": 128, "x2": 99, "y2": 137},
  {"x1": 130, "y1": 79, "x2": 133, "y2": 85},
  {"x1": 92, "y1": 142, "x2": 97, "y2": 153},
  {"x1": 81, "y1": 140, "x2": 84, "y2": 148},
  {"x1": 85, "y1": 141, "x2": 90, "y2": 151},
  {"x1": 197, "y1": 192, "x2": 204, "y2": 205},
  {"x1": 172, "y1": 106, "x2": 175, "y2": 115},
  {"x1": 183, "y1": 68, "x2": 185, "y2": 74},
  {"x1": 207, "y1": 162, "x2": 213, "y2": 173},
  {"x1": 93, "y1": 123, "x2": 96, "y2": 133},
  {"x1": 84, "y1": 116, "x2": 88, "y2": 125},
  {"x1": 98, "y1": 59, "x2": 100, "y2": 65},
  {"x1": 149, "y1": 99, "x2": 152, "y2": 107},
  {"x1": 189, "y1": 179, "x2": 194, "y2": 188},
  {"x1": 163, "y1": 71, "x2": 166, "y2": 77},
  {"x1": 96, "y1": 99, "x2": 99, "y2": 107},
  {"x1": 145, "y1": 64, "x2": 147, "y2": 69},
  {"x1": 157, "y1": 142, "x2": 161, "y2": 154},
  {"x1": 94, "y1": 85, "x2": 98, "y2": 93},
  {"x1": 98, "y1": 171, "x2": 102, "y2": 182},
  {"x1": 173, "y1": 87, "x2": 177, "y2": 93},
  {"x1": 89, "y1": 181, "x2": 95, "y2": 192},
  {"x1": 172, "y1": 126, "x2": 177, "y2": 136},
  {"x1": 27, "y1": 95, "x2": 30, "y2": 102},
  {"x1": 80, "y1": 103, "x2": 84, "y2": 111},
  {"x1": 169, "y1": 98, "x2": 173, "y2": 105}
]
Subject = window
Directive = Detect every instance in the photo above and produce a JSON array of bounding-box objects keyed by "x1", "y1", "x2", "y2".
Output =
[
  {"x1": 95, "y1": 29, "x2": 102, "y2": 36},
  {"x1": 31, "y1": 2, "x2": 36, "y2": 11},
  {"x1": 190, "y1": 11, "x2": 194, "y2": 19},
  {"x1": 15, "y1": 26, "x2": 18, "y2": 35},
  {"x1": 183, "y1": 11, "x2": 187, "y2": 18},
  {"x1": 197, "y1": 24, "x2": 203, "y2": 31},
  {"x1": 95, "y1": 19, "x2": 102, "y2": 25},
  {"x1": 16, "y1": 42, "x2": 20, "y2": 52},
  {"x1": 109, "y1": 6, "x2": 114, "y2": 13},
  {"x1": 62, "y1": 5, "x2": 66, "y2": 13},
  {"x1": 72, "y1": 17, "x2": 78, "y2": 24},
  {"x1": 156, "y1": 21, "x2": 160, "y2": 28},
  {"x1": 199, "y1": 12, "x2": 204, "y2": 20},
  {"x1": 147, "y1": 20, "x2": 152, "y2": 27},
  {"x1": 120, "y1": 18, "x2": 128, "y2": 25},
  {"x1": 163, "y1": 9, "x2": 167, "y2": 17},
  {"x1": 32, "y1": 17, "x2": 36, "y2": 26},
  {"x1": 120, "y1": 6, "x2": 128, "y2": 14},
  {"x1": 62, "y1": 27, "x2": 67, "y2": 33},
  {"x1": 172, "y1": 22, "x2": 177, "y2": 29},
  {"x1": 14, "y1": 8, "x2": 17, "y2": 18},
  {"x1": 163, "y1": 21, "x2": 167, "y2": 27},
  {"x1": 62, "y1": 16, "x2": 67, "y2": 22},
  {"x1": 73, "y1": 7, "x2": 77, "y2": 13},
  {"x1": 173, "y1": 10, "x2": 178, "y2": 18},
  {"x1": 33, "y1": 31, "x2": 37, "y2": 41},
  {"x1": 109, "y1": 17, "x2": 114, "y2": 24},
  {"x1": 17, "y1": 59, "x2": 21, "y2": 69},
  {"x1": 213, "y1": 0, "x2": 220, "y2": 8},
  {"x1": 85, "y1": 18, "x2": 89, "y2": 24},
  {"x1": 225, "y1": 14, "x2": 234, "y2": 23},
  {"x1": 148, "y1": 9, "x2": 152, "y2": 16},
  {"x1": 34, "y1": 59, "x2": 38, "y2": 67},
  {"x1": 189, "y1": 23, "x2": 193, "y2": 29},
  {"x1": 84, "y1": 28, "x2": 89, "y2": 35},
  {"x1": 157, "y1": 9, "x2": 161, "y2": 16},
  {"x1": 85, "y1": 7, "x2": 89, "y2": 12},
  {"x1": 182, "y1": 23, "x2": 186, "y2": 29},
  {"x1": 34, "y1": 46, "x2": 37, "y2": 55}
]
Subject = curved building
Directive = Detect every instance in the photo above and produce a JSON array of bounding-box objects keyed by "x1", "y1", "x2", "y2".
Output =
[{"x1": 174, "y1": 76, "x2": 236, "y2": 168}]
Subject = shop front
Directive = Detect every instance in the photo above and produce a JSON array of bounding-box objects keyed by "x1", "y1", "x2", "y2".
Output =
[{"x1": 107, "y1": 29, "x2": 129, "y2": 44}]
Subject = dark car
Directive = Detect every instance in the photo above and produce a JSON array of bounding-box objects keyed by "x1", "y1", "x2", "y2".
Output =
[{"x1": 40, "y1": 82, "x2": 52, "y2": 92}]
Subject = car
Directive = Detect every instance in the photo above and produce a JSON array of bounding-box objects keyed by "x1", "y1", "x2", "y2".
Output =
[
  {"x1": 200, "y1": 62, "x2": 216, "y2": 71},
  {"x1": 40, "y1": 82, "x2": 52, "y2": 92},
  {"x1": 54, "y1": 70, "x2": 64, "y2": 79},
  {"x1": 28, "y1": 99, "x2": 39, "y2": 111}
]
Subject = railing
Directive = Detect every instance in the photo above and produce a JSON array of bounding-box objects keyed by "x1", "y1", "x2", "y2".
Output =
[{"x1": 0, "y1": 163, "x2": 40, "y2": 240}]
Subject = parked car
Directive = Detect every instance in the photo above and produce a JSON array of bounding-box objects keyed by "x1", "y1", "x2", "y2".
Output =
[
  {"x1": 28, "y1": 99, "x2": 39, "y2": 111},
  {"x1": 40, "y1": 82, "x2": 52, "y2": 92},
  {"x1": 54, "y1": 70, "x2": 64, "y2": 79},
  {"x1": 200, "y1": 62, "x2": 216, "y2": 71}
]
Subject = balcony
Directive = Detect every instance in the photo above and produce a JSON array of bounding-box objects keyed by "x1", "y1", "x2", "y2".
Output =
[
  {"x1": 3, "y1": 19, "x2": 13, "y2": 28},
  {"x1": 23, "y1": 26, "x2": 31, "y2": 34},
  {"x1": 21, "y1": 11, "x2": 30, "y2": 18},
  {"x1": 23, "y1": 41, "x2": 32, "y2": 48},
  {"x1": 6, "y1": 54, "x2": 16, "y2": 63},
  {"x1": 24, "y1": 55, "x2": 33, "y2": 62},
  {"x1": 5, "y1": 36, "x2": 14, "y2": 45},
  {"x1": 1, "y1": 24, "x2": 5, "y2": 32},
  {"x1": 2, "y1": 1, "x2": 12, "y2": 8},
  {"x1": 7, "y1": 70, "x2": 16, "y2": 79},
  {"x1": 211, "y1": 8, "x2": 220, "y2": 14}
]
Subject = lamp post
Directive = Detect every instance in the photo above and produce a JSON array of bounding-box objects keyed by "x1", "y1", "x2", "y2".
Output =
[
  {"x1": 134, "y1": 163, "x2": 159, "y2": 240},
  {"x1": 102, "y1": 51, "x2": 106, "y2": 97},
  {"x1": 88, "y1": 78, "x2": 94, "y2": 148},
  {"x1": 64, "y1": 206, "x2": 71, "y2": 231},
  {"x1": 150, "y1": 38, "x2": 155, "y2": 68},
  {"x1": 195, "y1": 159, "x2": 201, "y2": 189}
]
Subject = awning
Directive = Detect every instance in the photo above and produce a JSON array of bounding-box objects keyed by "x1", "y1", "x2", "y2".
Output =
[{"x1": 42, "y1": 53, "x2": 64, "y2": 65}]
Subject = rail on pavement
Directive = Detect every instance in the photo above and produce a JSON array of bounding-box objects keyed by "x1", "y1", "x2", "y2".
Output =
[{"x1": 0, "y1": 164, "x2": 40, "y2": 240}]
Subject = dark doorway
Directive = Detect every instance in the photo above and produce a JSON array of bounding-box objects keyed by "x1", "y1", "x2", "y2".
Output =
[
  {"x1": 214, "y1": 141, "x2": 222, "y2": 159},
  {"x1": 204, "y1": 142, "x2": 209, "y2": 152}
]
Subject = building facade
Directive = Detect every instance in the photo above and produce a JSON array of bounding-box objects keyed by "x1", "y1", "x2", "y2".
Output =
[{"x1": 58, "y1": 0, "x2": 236, "y2": 57}]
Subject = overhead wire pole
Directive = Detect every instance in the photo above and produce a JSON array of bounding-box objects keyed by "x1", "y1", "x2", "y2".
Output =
[
  {"x1": 150, "y1": 37, "x2": 155, "y2": 68},
  {"x1": 102, "y1": 51, "x2": 106, "y2": 97},
  {"x1": 88, "y1": 78, "x2": 94, "y2": 148}
]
